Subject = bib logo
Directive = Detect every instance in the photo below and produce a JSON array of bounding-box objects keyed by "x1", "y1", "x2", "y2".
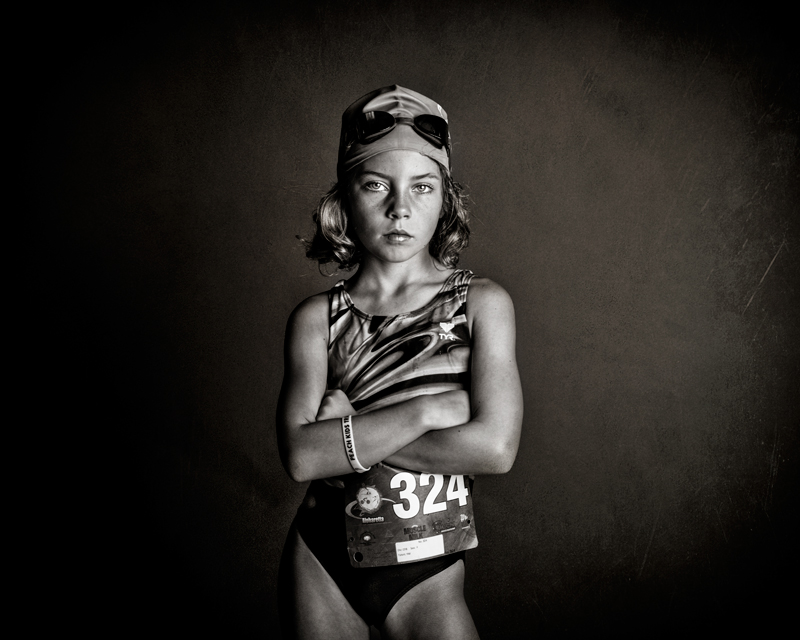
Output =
[
  {"x1": 356, "y1": 485, "x2": 382, "y2": 514},
  {"x1": 345, "y1": 482, "x2": 395, "y2": 520},
  {"x1": 438, "y1": 321, "x2": 456, "y2": 341}
]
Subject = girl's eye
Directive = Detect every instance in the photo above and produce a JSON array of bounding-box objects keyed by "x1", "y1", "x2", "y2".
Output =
[
  {"x1": 364, "y1": 181, "x2": 387, "y2": 192},
  {"x1": 413, "y1": 184, "x2": 434, "y2": 193}
]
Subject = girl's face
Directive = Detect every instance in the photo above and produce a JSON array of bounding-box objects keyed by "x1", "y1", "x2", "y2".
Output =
[{"x1": 347, "y1": 150, "x2": 444, "y2": 267}]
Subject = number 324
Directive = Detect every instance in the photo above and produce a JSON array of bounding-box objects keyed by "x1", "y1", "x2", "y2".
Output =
[{"x1": 390, "y1": 472, "x2": 469, "y2": 519}]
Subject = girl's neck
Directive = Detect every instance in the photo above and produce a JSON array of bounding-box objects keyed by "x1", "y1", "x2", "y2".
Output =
[{"x1": 345, "y1": 255, "x2": 455, "y2": 316}]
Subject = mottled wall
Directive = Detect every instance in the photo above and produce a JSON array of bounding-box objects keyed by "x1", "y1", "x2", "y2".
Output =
[{"x1": 41, "y1": 1, "x2": 797, "y2": 637}]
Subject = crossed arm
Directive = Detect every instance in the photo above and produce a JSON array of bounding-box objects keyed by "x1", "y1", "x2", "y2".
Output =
[{"x1": 276, "y1": 278, "x2": 523, "y2": 483}]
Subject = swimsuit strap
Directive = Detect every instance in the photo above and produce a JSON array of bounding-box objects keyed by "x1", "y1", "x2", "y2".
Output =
[
  {"x1": 446, "y1": 268, "x2": 474, "y2": 308},
  {"x1": 328, "y1": 269, "x2": 474, "y2": 321}
]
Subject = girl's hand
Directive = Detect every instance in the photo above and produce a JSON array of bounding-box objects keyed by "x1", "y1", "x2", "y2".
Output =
[{"x1": 316, "y1": 389, "x2": 356, "y2": 421}]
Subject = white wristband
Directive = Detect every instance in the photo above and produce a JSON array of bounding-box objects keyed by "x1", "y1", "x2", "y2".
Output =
[{"x1": 342, "y1": 415, "x2": 370, "y2": 473}]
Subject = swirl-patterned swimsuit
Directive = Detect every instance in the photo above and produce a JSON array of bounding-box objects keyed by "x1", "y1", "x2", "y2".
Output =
[{"x1": 328, "y1": 268, "x2": 473, "y2": 413}]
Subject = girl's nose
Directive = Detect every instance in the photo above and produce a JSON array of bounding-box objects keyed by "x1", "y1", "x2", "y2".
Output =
[{"x1": 388, "y1": 191, "x2": 411, "y2": 219}]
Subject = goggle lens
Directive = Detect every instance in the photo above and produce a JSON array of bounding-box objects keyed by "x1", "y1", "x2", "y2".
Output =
[
  {"x1": 358, "y1": 111, "x2": 398, "y2": 142},
  {"x1": 414, "y1": 114, "x2": 445, "y2": 141}
]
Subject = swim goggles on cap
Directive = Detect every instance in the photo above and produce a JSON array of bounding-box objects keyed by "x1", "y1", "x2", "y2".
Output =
[{"x1": 345, "y1": 111, "x2": 451, "y2": 158}]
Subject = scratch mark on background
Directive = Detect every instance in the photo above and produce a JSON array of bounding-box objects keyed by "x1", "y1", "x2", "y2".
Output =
[
  {"x1": 713, "y1": 506, "x2": 728, "y2": 543},
  {"x1": 380, "y1": 13, "x2": 395, "y2": 36},
  {"x1": 530, "y1": 591, "x2": 547, "y2": 620},
  {"x1": 682, "y1": 48, "x2": 712, "y2": 98},
  {"x1": 734, "y1": 237, "x2": 750, "y2": 260},
  {"x1": 744, "y1": 238, "x2": 786, "y2": 312},
  {"x1": 475, "y1": 7, "x2": 508, "y2": 93},
  {"x1": 638, "y1": 508, "x2": 660, "y2": 579},
  {"x1": 447, "y1": 50, "x2": 468, "y2": 86},
  {"x1": 765, "y1": 421, "x2": 780, "y2": 511}
]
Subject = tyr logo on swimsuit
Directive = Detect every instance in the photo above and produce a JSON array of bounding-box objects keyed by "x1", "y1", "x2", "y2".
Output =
[{"x1": 438, "y1": 321, "x2": 456, "y2": 341}]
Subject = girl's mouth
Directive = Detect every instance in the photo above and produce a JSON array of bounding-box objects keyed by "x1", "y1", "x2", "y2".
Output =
[{"x1": 385, "y1": 231, "x2": 412, "y2": 243}]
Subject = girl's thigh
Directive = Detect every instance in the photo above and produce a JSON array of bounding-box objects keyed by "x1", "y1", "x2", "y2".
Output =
[
  {"x1": 380, "y1": 559, "x2": 480, "y2": 640},
  {"x1": 278, "y1": 524, "x2": 370, "y2": 640}
]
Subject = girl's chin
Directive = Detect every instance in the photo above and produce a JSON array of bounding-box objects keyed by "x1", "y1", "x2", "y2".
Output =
[{"x1": 363, "y1": 246, "x2": 429, "y2": 264}]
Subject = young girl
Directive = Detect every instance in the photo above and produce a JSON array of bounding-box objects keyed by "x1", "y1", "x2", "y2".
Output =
[{"x1": 277, "y1": 85, "x2": 523, "y2": 639}]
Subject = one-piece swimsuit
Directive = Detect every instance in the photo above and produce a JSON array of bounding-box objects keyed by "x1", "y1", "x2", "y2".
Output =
[{"x1": 294, "y1": 268, "x2": 475, "y2": 625}]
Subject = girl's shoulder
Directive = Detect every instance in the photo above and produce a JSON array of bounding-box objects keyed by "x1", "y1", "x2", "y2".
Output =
[
  {"x1": 465, "y1": 276, "x2": 515, "y2": 327},
  {"x1": 467, "y1": 276, "x2": 514, "y2": 304},
  {"x1": 286, "y1": 290, "x2": 330, "y2": 337}
]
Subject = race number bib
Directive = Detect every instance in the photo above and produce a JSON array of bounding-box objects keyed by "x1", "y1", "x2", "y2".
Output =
[{"x1": 343, "y1": 463, "x2": 478, "y2": 568}]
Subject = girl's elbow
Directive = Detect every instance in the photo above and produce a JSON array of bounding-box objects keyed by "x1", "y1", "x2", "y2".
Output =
[
  {"x1": 280, "y1": 447, "x2": 314, "y2": 483},
  {"x1": 286, "y1": 462, "x2": 309, "y2": 484},
  {"x1": 491, "y1": 451, "x2": 516, "y2": 474},
  {"x1": 473, "y1": 417, "x2": 519, "y2": 473},
  {"x1": 278, "y1": 421, "x2": 319, "y2": 483},
  {"x1": 487, "y1": 438, "x2": 519, "y2": 474}
]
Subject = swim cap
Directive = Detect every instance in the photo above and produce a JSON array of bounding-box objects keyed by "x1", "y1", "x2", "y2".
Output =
[{"x1": 337, "y1": 85, "x2": 450, "y2": 182}]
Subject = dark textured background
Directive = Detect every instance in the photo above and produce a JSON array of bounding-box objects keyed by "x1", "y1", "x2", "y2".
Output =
[{"x1": 38, "y1": 1, "x2": 798, "y2": 637}]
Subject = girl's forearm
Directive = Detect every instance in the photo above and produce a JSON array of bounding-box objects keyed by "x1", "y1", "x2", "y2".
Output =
[
  {"x1": 283, "y1": 392, "x2": 469, "y2": 482},
  {"x1": 383, "y1": 418, "x2": 518, "y2": 475}
]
